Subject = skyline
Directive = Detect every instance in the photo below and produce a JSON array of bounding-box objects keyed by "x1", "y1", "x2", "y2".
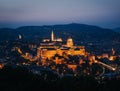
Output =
[{"x1": 0, "y1": 0, "x2": 120, "y2": 28}]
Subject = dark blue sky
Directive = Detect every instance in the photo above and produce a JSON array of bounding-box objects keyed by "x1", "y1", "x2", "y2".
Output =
[{"x1": 0, "y1": 0, "x2": 120, "y2": 28}]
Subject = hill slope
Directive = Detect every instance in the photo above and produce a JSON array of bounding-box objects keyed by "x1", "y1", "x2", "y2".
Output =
[
  {"x1": 113, "y1": 27, "x2": 120, "y2": 33},
  {"x1": 0, "y1": 23, "x2": 120, "y2": 43}
]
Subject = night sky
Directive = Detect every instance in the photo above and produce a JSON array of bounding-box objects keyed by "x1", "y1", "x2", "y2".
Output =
[{"x1": 0, "y1": 0, "x2": 120, "y2": 28}]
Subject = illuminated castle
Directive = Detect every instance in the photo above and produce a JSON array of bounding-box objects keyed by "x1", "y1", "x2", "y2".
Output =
[
  {"x1": 67, "y1": 37, "x2": 73, "y2": 47},
  {"x1": 37, "y1": 31, "x2": 85, "y2": 59}
]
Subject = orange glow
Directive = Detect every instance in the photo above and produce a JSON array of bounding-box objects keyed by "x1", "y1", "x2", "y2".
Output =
[
  {"x1": 0, "y1": 64, "x2": 4, "y2": 69},
  {"x1": 68, "y1": 64, "x2": 77, "y2": 71}
]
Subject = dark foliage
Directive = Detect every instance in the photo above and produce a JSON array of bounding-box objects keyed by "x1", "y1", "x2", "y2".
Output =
[
  {"x1": 0, "y1": 66, "x2": 50, "y2": 91},
  {"x1": 0, "y1": 66, "x2": 120, "y2": 91}
]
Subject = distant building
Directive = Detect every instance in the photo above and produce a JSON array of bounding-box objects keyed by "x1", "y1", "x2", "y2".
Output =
[
  {"x1": 111, "y1": 48, "x2": 115, "y2": 55},
  {"x1": 42, "y1": 38, "x2": 50, "y2": 42},
  {"x1": 68, "y1": 64, "x2": 77, "y2": 71},
  {"x1": 37, "y1": 31, "x2": 85, "y2": 59},
  {"x1": 18, "y1": 34, "x2": 22, "y2": 39}
]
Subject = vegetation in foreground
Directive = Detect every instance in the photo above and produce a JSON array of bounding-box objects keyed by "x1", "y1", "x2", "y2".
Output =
[{"x1": 0, "y1": 66, "x2": 120, "y2": 91}]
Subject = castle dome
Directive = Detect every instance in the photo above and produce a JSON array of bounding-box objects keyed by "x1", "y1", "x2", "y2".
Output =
[{"x1": 67, "y1": 37, "x2": 74, "y2": 47}]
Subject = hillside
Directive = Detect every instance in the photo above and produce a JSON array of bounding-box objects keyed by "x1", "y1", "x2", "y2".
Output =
[
  {"x1": 0, "y1": 23, "x2": 120, "y2": 42},
  {"x1": 113, "y1": 27, "x2": 120, "y2": 33}
]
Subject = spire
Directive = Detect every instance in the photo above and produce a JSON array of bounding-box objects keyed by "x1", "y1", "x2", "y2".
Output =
[{"x1": 51, "y1": 30, "x2": 54, "y2": 41}]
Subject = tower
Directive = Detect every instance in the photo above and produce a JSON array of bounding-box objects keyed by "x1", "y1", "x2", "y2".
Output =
[
  {"x1": 67, "y1": 37, "x2": 74, "y2": 47},
  {"x1": 51, "y1": 30, "x2": 54, "y2": 41}
]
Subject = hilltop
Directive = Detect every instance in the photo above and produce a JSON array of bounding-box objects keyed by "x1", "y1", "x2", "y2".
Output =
[{"x1": 0, "y1": 23, "x2": 120, "y2": 42}]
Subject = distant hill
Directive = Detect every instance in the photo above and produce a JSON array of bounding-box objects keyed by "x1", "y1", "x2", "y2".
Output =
[
  {"x1": 0, "y1": 23, "x2": 120, "y2": 44},
  {"x1": 112, "y1": 27, "x2": 120, "y2": 33},
  {"x1": 0, "y1": 28, "x2": 18, "y2": 41}
]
